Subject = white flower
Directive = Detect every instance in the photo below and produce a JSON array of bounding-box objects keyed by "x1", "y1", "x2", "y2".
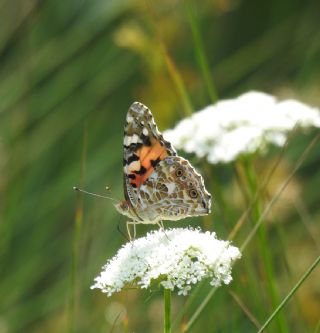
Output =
[
  {"x1": 164, "y1": 91, "x2": 320, "y2": 164},
  {"x1": 91, "y1": 228, "x2": 241, "y2": 296}
]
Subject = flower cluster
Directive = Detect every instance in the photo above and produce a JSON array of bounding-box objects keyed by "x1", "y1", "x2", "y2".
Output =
[
  {"x1": 91, "y1": 228, "x2": 241, "y2": 296},
  {"x1": 164, "y1": 91, "x2": 320, "y2": 164}
]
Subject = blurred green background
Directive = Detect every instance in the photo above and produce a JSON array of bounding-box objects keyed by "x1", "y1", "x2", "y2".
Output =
[{"x1": 1, "y1": 0, "x2": 319, "y2": 332}]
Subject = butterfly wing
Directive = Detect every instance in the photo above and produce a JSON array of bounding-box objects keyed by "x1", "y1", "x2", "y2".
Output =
[
  {"x1": 122, "y1": 102, "x2": 211, "y2": 223},
  {"x1": 136, "y1": 155, "x2": 211, "y2": 223},
  {"x1": 123, "y1": 102, "x2": 176, "y2": 208}
]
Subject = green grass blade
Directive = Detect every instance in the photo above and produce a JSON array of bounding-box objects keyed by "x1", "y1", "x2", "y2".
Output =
[
  {"x1": 241, "y1": 133, "x2": 320, "y2": 252},
  {"x1": 185, "y1": 0, "x2": 218, "y2": 103},
  {"x1": 257, "y1": 255, "x2": 320, "y2": 333}
]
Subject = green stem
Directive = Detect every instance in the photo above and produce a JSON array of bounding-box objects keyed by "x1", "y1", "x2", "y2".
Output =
[
  {"x1": 243, "y1": 158, "x2": 289, "y2": 333},
  {"x1": 241, "y1": 133, "x2": 320, "y2": 251},
  {"x1": 258, "y1": 255, "x2": 320, "y2": 333},
  {"x1": 185, "y1": 0, "x2": 218, "y2": 103},
  {"x1": 163, "y1": 288, "x2": 172, "y2": 333},
  {"x1": 182, "y1": 287, "x2": 217, "y2": 332}
]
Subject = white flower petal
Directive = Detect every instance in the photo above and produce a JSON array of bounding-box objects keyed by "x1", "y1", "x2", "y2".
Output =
[
  {"x1": 163, "y1": 91, "x2": 320, "y2": 164},
  {"x1": 91, "y1": 228, "x2": 241, "y2": 296}
]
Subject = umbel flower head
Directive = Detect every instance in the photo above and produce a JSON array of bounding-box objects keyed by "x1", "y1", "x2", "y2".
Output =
[
  {"x1": 91, "y1": 228, "x2": 241, "y2": 296},
  {"x1": 164, "y1": 91, "x2": 320, "y2": 164}
]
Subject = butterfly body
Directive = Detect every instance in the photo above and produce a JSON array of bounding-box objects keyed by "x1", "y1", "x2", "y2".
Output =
[{"x1": 115, "y1": 102, "x2": 211, "y2": 224}]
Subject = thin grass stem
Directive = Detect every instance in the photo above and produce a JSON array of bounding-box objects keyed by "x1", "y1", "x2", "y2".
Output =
[
  {"x1": 181, "y1": 287, "x2": 217, "y2": 332},
  {"x1": 257, "y1": 255, "x2": 320, "y2": 333},
  {"x1": 243, "y1": 158, "x2": 289, "y2": 333},
  {"x1": 185, "y1": 0, "x2": 218, "y2": 103},
  {"x1": 228, "y1": 290, "x2": 261, "y2": 329},
  {"x1": 230, "y1": 124, "x2": 294, "y2": 241},
  {"x1": 241, "y1": 133, "x2": 320, "y2": 251},
  {"x1": 172, "y1": 279, "x2": 204, "y2": 331}
]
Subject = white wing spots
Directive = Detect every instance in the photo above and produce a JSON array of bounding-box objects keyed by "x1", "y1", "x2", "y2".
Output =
[
  {"x1": 166, "y1": 182, "x2": 176, "y2": 195},
  {"x1": 128, "y1": 160, "x2": 141, "y2": 172},
  {"x1": 127, "y1": 115, "x2": 133, "y2": 123},
  {"x1": 124, "y1": 134, "x2": 141, "y2": 146},
  {"x1": 131, "y1": 134, "x2": 139, "y2": 144},
  {"x1": 123, "y1": 136, "x2": 131, "y2": 146},
  {"x1": 142, "y1": 128, "x2": 149, "y2": 136}
]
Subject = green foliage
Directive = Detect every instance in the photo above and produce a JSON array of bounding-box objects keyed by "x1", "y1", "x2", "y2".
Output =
[{"x1": 0, "y1": 0, "x2": 319, "y2": 332}]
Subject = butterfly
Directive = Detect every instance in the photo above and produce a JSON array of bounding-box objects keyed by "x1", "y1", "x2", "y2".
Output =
[{"x1": 114, "y1": 102, "x2": 211, "y2": 233}]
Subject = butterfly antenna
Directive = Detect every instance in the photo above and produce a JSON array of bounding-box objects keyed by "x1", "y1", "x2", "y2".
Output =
[
  {"x1": 73, "y1": 186, "x2": 117, "y2": 203},
  {"x1": 105, "y1": 185, "x2": 122, "y2": 202}
]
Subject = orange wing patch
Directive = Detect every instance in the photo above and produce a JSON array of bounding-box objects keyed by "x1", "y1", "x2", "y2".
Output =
[{"x1": 128, "y1": 138, "x2": 168, "y2": 188}]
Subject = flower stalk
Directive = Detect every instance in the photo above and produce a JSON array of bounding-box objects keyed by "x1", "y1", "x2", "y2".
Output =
[
  {"x1": 164, "y1": 288, "x2": 172, "y2": 333},
  {"x1": 242, "y1": 158, "x2": 289, "y2": 333}
]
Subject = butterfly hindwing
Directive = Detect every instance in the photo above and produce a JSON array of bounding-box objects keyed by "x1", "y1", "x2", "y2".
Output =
[{"x1": 136, "y1": 156, "x2": 211, "y2": 222}]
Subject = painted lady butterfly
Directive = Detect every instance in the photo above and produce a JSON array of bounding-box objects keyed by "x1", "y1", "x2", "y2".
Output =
[{"x1": 114, "y1": 102, "x2": 211, "y2": 228}]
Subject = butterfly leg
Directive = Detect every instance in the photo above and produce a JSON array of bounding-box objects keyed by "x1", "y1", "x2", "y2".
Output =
[
  {"x1": 157, "y1": 221, "x2": 170, "y2": 240},
  {"x1": 156, "y1": 221, "x2": 165, "y2": 232},
  {"x1": 126, "y1": 221, "x2": 137, "y2": 242}
]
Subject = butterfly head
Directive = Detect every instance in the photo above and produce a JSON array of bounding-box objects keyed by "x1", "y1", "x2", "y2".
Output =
[{"x1": 114, "y1": 200, "x2": 137, "y2": 220}]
